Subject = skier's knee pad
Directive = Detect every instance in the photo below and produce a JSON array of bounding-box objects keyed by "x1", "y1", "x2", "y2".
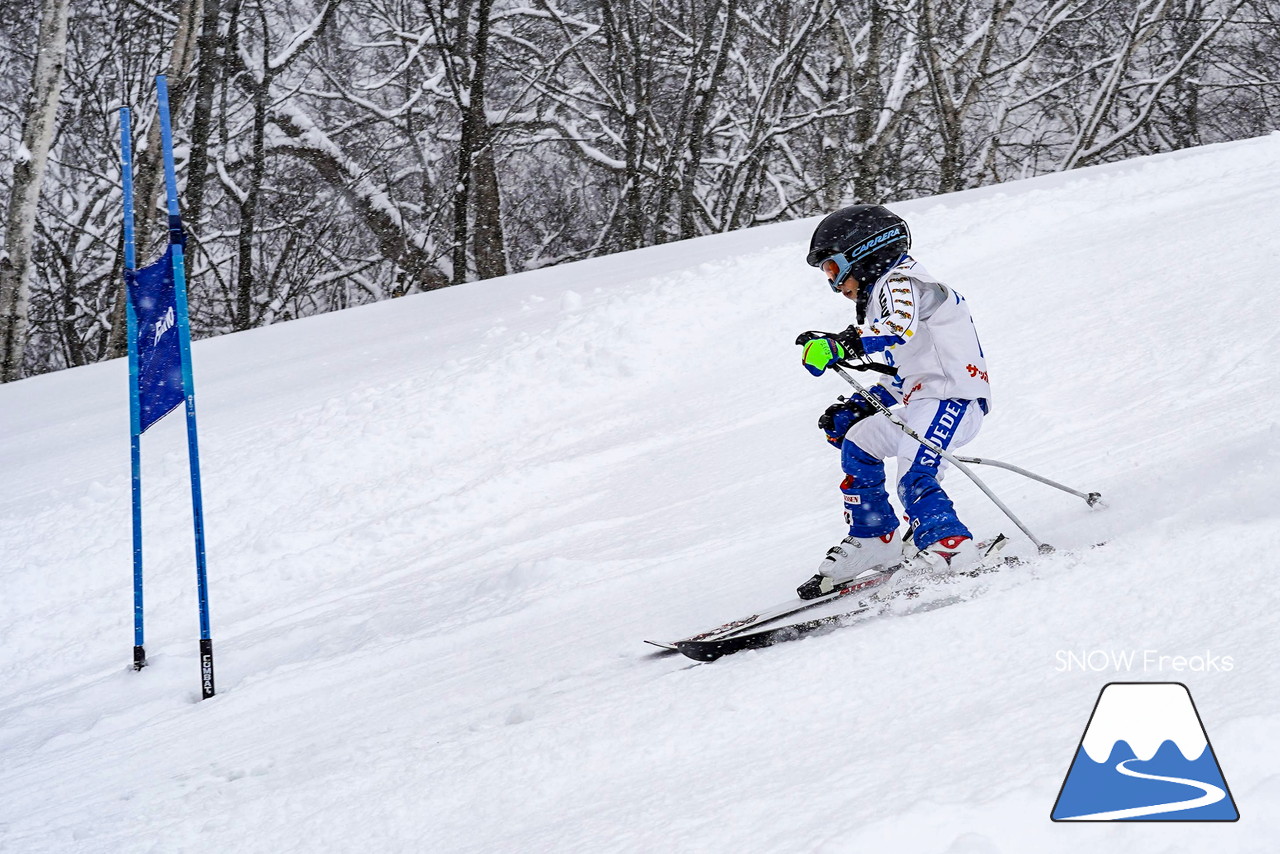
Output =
[
  {"x1": 898, "y1": 465, "x2": 969, "y2": 547},
  {"x1": 897, "y1": 464, "x2": 942, "y2": 507}
]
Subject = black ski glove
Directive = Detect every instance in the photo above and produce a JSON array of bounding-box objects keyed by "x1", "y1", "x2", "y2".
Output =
[{"x1": 818, "y1": 395, "x2": 877, "y2": 447}]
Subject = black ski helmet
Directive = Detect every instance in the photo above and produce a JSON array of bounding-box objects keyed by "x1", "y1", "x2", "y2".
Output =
[{"x1": 806, "y1": 204, "x2": 911, "y2": 292}]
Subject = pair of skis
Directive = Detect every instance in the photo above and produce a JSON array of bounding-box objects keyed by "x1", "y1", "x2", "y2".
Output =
[{"x1": 647, "y1": 535, "x2": 1012, "y2": 662}]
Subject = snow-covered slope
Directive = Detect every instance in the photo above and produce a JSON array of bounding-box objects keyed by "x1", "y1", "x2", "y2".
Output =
[{"x1": 4, "y1": 135, "x2": 1280, "y2": 852}]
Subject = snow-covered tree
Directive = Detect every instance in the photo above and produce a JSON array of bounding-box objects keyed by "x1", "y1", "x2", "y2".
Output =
[
  {"x1": 1, "y1": 0, "x2": 69, "y2": 382},
  {"x1": 5, "y1": 0, "x2": 1275, "y2": 377}
]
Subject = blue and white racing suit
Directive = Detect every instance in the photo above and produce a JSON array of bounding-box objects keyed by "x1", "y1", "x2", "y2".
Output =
[{"x1": 837, "y1": 257, "x2": 992, "y2": 550}]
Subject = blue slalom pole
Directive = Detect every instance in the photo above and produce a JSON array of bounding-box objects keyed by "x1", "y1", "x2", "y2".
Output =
[
  {"x1": 120, "y1": 107, "x2": 147, "y2": 672},
  {"x1": 157, "y1": 75, "x2": 216, "y2": 699}
]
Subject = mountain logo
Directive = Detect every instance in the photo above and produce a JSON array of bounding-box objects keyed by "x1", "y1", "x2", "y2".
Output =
[{"x1": 1051, "y1": 682, "x2": 1239, "y2": 821}]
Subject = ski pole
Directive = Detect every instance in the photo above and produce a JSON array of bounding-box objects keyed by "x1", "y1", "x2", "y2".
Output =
[
  {"x1": 823, "y1": 361, "x2": 1101, "y2": 506},
  {"x1": 951, "y1": 455, "x2": 1103, "y2": 507},
  {"x1": 831, "y1": 363, "x2": 1056, "y2": 555}
]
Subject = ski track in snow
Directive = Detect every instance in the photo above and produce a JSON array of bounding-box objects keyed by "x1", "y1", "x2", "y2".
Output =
[{"x1": 4, "y1": 135, "x2": 1280, "y2": 851}]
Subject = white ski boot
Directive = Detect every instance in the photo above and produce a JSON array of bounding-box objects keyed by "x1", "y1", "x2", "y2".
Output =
[
  {"x1": 912, "y1": 535, "x2": 981, "y2": 575},
  {"x1": 797, "y1": 531, "x2": 901, "y2": 600}
]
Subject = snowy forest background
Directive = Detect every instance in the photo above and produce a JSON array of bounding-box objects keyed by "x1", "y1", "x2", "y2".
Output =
[{"x1": 2, "y1": 0, "x2": 1278, "y2": 379}]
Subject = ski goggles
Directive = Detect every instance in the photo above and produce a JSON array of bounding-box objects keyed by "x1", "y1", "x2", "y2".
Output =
[{"x1": 819, "y1": 252, "x2": 857, "y2": 292}]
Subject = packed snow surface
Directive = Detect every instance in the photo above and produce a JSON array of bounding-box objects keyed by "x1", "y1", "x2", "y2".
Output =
[{"x1": 4, "y1": 136, "x2": 1280, "y2": 852}]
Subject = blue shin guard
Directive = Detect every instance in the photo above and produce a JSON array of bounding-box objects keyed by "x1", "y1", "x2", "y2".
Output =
[{"x1": 840, "y1": 441, "x2": 897, "y2": 538}]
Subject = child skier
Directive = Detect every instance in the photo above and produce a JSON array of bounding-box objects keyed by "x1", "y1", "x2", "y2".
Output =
[{"x1": 795, "y1": 204, "x2": 992, "y2": 599}]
